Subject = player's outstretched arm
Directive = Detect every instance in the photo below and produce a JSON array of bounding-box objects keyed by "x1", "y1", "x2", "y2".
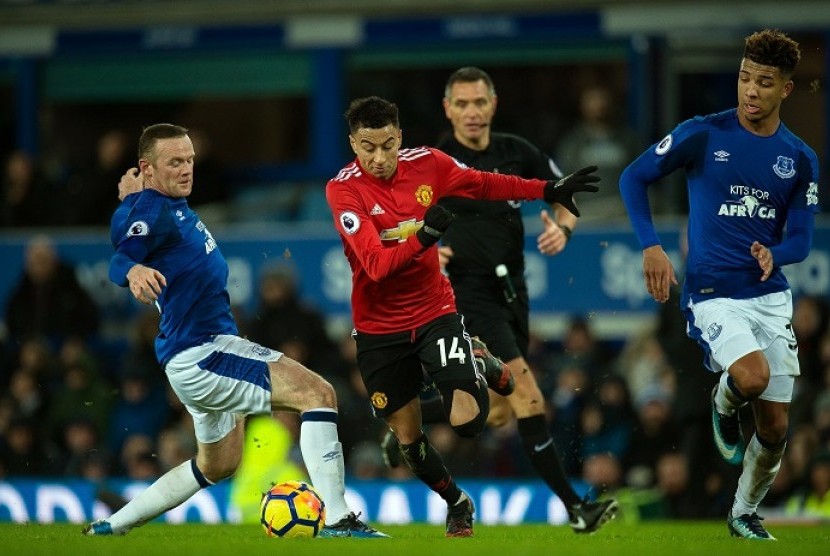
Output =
[{"x1": 543, "y1": 165, "x2": 600, "y2": 217}]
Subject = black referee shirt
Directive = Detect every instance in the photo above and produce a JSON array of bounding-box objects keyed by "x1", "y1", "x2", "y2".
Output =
[{"x1": 436, "y1": 132, "x2": 559, "y2": 277}]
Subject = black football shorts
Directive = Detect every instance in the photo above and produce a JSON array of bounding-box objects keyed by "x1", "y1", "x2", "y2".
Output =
[{"x1": 354, "y1": 313, "x2": 479, "y2": 418}]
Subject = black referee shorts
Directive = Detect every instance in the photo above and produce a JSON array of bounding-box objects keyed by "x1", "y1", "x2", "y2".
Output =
[
  {"x1": 354, "y1": 313, "x2": 479, "y2": 418},
  {"x1": 450, "y1": 273, "x2": 529, "y2": 363}
]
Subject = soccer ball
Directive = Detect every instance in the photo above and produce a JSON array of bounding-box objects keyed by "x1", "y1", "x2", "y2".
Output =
[{"x1": 260, "y1": 480, "x2": 326, "y2": 538}]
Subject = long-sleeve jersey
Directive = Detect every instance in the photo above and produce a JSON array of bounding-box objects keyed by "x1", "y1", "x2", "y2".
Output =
[
  {"x1": 435, "y1": 132, "x2": 561, "y2": 277},
  {"x1": 109, "y1": 190, "x2": 237, "y2": 365},
  {"x1": 326, "y1": 146, "x2": 547, "y2": 334},
  {"x1": 620, "y1": 108, "x2": 820, "y2": 307}
]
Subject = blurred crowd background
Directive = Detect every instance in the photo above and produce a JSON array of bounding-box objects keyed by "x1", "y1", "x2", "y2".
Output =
[{"x1": 1, "y1": 0, "x2": 829, "y2": 521}]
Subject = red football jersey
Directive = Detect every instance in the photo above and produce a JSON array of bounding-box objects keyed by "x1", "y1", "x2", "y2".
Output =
[{"x1": 326, "y1": 147, "x2": 546, "y2": 334}]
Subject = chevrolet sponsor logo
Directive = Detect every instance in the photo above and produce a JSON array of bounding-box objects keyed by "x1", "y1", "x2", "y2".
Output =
[{"x1": 379, "y1": 219, "x2": 423, "y2": 242}]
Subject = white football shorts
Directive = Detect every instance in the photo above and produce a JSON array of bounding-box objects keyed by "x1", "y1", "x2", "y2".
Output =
[
  {"x1": 686, "y1": 290, "x2": 799, "y2": 403},
  {"x1": 165, "y1": 334, "x2": 282, "y2": 443}
]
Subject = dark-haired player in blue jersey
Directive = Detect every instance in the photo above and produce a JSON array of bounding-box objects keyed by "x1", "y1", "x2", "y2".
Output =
[
  {"x1": 620, "y1": 29, "x2": 820, "y2": 541},
  {"x1": 83, "y1": 123, "x2": 386, "y2": 538}
]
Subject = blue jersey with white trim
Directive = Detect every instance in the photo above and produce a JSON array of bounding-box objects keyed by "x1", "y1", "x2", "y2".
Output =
[
  {"x1": 633, "y1": 109, "x2": 819, "y2": 305},
  {"x1": 109, "y1": 190, "x2": 237, "y2": 365}
]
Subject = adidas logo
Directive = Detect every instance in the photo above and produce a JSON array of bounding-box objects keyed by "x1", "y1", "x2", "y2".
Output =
[{"x1": 370, "y1": 204, "x2": 385, "y2": 215}]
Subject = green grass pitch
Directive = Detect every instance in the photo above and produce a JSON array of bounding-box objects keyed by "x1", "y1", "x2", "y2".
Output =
[{"x1": 3, "y1": 521, "x2": 829, "y2": 556}]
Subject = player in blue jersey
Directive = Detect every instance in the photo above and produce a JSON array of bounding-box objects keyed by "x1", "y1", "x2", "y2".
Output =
[
  {"x1": 620, "y1": 30, "x2": 819, "y2": 541},
  {"x1": 83, "y1": 124, "x2": 386, "y2": 538}
]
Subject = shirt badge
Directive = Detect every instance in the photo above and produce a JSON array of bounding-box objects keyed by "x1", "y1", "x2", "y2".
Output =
[
  {"x1": 127, "y1": 221, "x2": 149, "y2": 237},
  {"x1": 772, "y1": 156, "x2": 795, "y2": 179},
  {"x1": 415, "y1": 184, "x2": 434, "y2": 207},
  {"x1": 339, "y1": 211, "x2": 360, "y2": 235},
  {"x1": 655, "y1": 134, "x2": 672, "y2": 155}
]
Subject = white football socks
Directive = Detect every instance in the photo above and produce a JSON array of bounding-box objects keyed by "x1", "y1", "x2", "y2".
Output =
[
  {"x1": 107, "y1": 459, "x2": 208, "y2": 534},
  {"x1": 715, "y1": 371, "x2": 747, "y2": 415},
  {"x1": 732, "y1": 434, "x2": 786, "y2": 517},
  {"x1": 299, "y1": 408, "x2": 350, "y2": 525}
]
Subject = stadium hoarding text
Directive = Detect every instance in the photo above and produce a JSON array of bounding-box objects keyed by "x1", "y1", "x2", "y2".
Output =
[
  {"x1": 0, "y1": 479, "x2": 587, "y2": 525},
  {"x1": 1, "y1": 222, "x2": 827, "y2": 338}
]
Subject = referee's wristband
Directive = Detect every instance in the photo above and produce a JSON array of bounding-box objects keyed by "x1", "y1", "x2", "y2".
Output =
[{"x1": 560, "y1": 224, "x2": 573, "y2": 240}]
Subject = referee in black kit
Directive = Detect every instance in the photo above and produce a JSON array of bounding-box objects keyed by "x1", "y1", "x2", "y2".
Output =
[{"x1": 382, "y1": 67, "x2": 618, "y2": 533}]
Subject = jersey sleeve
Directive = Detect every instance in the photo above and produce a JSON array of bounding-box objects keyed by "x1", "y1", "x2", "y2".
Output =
[
  {"x1": 326, "y1": 180, "x2": 425, "y2": 282},
  {"x1": 108, "y1": 199, "x2": 171, "y2": 286},
  {"x1": 769, "y1": 146, "x2": 820, "y2": 266},
  {"x1": 792, "y1": 147, "x2": 821, "y2": 214},
  {"x1": 431, "y1": 148, "x2": 547, "y2": 201},
  {"x1": 620, "y1": 118, "x2": 707, "y2": 249}
]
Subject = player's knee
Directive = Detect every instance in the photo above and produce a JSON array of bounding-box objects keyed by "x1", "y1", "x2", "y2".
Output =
[
  {"x1": 452, "y1": 408, "x2": 487, "y2": 438},
  {"x1": 739, "y1": 372, "x2": 770, "y2": 400},
  {"x1": 274, "y1": 358, "x2": 337, "y2": 411},
  {"x1": 437, "y1": 378, "x2": 489, "y2": 435},
  {"x1": 449, "y1": 384, "x2": 489, "y2": 438},
  {"x1": 309, "y1": 377, "x2": 337, "y2": 409},
  {"x1": 731, "y1": 356, "x2": 770, "y2": 400}
]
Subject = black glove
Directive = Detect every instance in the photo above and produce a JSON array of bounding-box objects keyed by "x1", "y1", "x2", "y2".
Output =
[
  {"x1": 543, "y1": 165, "x2": 600, "y2": 217},
  {"x1": 416, "y1": 204, "x2": 455, "y2": 248}
]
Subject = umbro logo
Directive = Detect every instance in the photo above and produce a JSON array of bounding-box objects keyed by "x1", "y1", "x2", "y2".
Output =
[
  {"x1": 322, "y1": 450, "x2": 341, "y2": 462},
  {"x1": 370, "y1": 204, "x2": 385, "y2": 215},
  {"x1": 714, "y1": 150, "x2": 730, "y2": 162}
]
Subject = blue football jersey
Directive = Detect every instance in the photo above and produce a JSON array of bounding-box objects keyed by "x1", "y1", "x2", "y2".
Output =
[
  {"x1": 630, "y1": 109, "x2": 819, "y2": 305},
  {"x1": 109, "y1": 190, "x2": 237, "y2": 365}
]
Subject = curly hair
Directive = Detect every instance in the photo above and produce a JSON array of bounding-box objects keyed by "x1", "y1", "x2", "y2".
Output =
[{"x1": 743, "y1": 29, "x2": 801, "y2": 77}]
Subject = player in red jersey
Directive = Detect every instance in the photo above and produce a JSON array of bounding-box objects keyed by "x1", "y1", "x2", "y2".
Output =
[{"x1": 326, "y1": 96, "x2": 598, "y2": 537}]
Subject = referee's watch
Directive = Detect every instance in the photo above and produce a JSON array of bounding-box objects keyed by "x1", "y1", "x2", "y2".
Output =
[{"x1": 560, "y1": 224, "x2": 573, "y2": 241}]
